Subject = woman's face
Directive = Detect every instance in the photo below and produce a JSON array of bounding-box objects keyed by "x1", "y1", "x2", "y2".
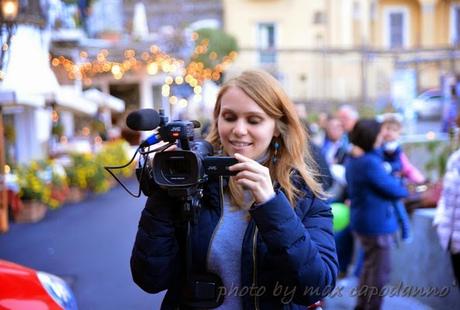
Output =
[{"x1": 217, "y1": 86, "x2": 279, "y2": 159}]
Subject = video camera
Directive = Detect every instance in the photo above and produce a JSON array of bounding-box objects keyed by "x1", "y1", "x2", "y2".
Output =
[
  {"x1": 120, "y1": 108, "x2": 233, "y2": 308},
  {"x1": 125, "y1": 108, "x2": 238, "y2": 197}
]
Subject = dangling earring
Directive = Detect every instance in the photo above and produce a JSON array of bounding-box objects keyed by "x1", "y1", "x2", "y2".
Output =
[{"x1": 272, "y1": 140, "x2": 280, "y2": 164}]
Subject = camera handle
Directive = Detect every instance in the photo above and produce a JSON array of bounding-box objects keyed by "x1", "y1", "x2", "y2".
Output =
[{"x1": 166, "y1": 186, "x2": 225, "y2": 308}]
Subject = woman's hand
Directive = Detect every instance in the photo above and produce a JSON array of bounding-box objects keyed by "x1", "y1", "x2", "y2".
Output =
[
  {"x1": 229, "y1": 153, "x2": 275, "y2": 204},
  {"x1": 163, "y1": 144, "x2": 177, "y2": 152}
]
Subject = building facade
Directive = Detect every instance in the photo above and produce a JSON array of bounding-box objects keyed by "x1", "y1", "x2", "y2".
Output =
[{"x1": 223, "y1": 0, "x2": 460, "y2": 109}]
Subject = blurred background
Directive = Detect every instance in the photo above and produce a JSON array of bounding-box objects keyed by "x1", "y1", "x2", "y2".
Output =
[{"x1": 0, "y1": 0, "x2": 459, "y2": 309}]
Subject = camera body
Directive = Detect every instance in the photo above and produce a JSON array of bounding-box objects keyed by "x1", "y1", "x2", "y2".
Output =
[
  {"x1": 129, "y1": 109, "x2": 228, "y2": 308},
  {"x1": 153, "y1": 150, "x2": 238, "y2": 188},
  {"x1": 135, "y1": 113, "x2": 237, "y2": 195}
]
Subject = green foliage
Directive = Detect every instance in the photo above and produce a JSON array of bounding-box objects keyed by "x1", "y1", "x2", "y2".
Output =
[
  {"x1": 64, "y1": 139, "x2": 133, "y2": 193},
  {"x1": 358, "y1": 105, "x2": 377, "y2": 118},
  {"x1": 424, "y1": 130, "x2": 460, "y2": 179},
  {"x1": 96, "y1": 139, "x2": 135, "y2": 178},
  {"x1": 51, "y1": 122, "x2": 64, "y2": 137},
  {"x1": 15, "y1": 160, "x2": 68, "y2": 208},
  {"x1": 65, "y1": 153, "x2": 110, "y2": 193},
  {"x1": 4, "y1": 123, "x2": 15, "y2": 143},
  {"x1": 16, "y1": 162, "x2": 50, "y2": 203},
  {"x1": 193, "y1": 28, "x2": 238, "y2": 71},
  {"x1": 306, "y1": 112, "x2": 319, "y2": 124},
  {"x1": 91, "y1": 119, "x2": 107, "y2": 137},
  {"x1": 424, "y1": 141, "x2": 449, "y2": 178}
]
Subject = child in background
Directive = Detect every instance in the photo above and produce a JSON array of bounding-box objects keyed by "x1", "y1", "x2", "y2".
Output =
[{"x1": 380, "y1": 114, "x2": 426, "y2": 242}]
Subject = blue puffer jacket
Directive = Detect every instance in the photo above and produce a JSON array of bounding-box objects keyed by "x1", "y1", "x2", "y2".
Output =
[
  {"x1": 131, "y1": 175, "x2": 338, "y2": 309},
  {"x1": 345, "y1": 150, "x2": 409, "y2": 235}
]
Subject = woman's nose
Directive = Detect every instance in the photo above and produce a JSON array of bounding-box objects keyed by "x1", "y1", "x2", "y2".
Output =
[{"x1": 232, "y1": 120, "x2": 247, "y2": 136}]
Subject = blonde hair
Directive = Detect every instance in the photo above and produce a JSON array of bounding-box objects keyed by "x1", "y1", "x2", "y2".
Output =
[{"x1": 206, "y1": 70, "x2": 323, "y2": 208}]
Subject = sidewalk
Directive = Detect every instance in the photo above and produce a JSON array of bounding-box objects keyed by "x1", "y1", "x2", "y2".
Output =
[{"x1": 323, "y1": 277, "x2": 434, "y2": 310}]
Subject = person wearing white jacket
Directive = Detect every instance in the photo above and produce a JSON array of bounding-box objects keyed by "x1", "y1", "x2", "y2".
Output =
[{"x1": 434, "y1": 147, "x2": 460, "y2": 288}]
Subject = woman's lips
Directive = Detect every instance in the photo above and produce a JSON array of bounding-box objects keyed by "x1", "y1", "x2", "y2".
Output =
[
  {"x1": 229, "y1": 141, "x2": 252, "y2": 151},
  {"x1": 230, "y1": 141, "x2": 252, "y2": 147}
]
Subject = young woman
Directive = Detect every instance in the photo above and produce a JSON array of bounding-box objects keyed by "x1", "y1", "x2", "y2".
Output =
[
  {"x1": 130, "y1": 70, "x2": 338, "y2": 309},
  {"x1": 345, "y1": 119, "x2": 409, "y2": 310}
]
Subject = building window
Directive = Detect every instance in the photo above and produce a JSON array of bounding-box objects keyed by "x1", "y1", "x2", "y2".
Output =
[
  {"x1": 451, "y1": 5, "x2": 460, "y2": 45},
  {"x1": 353, "y1": 1, "x2": 361, "y2": 20},
  {"x1": 384, "y1": 7, "x2": 410, "y2": 48},
  {"x1": 390, "y1": 12, "x2": 404, "y2": 47},
  {"x1": 370, "y1": 1, "x2": 377, "y2": 21},
  {"x1": 258, "y1": 23, "x2": 277, "y2": 64},
  {"x1": 313, "y1": 11, "x2": 325, "y2": 25}
]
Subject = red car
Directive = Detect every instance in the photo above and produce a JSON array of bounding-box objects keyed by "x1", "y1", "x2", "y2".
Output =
[{"x1": 0, "y1": 259, "x2": 78, "y2": 310}]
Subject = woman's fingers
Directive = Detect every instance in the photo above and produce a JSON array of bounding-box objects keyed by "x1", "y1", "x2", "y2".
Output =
[
  {"x1": 234, "y1": 170, "x2": 264, "y2": 183},
  {"x1": 229, "y1": 153, "x2": 267, "y2": 173},
  {"x1": 229, "y1": 153, "x2": 275, "y2": 204},
  {"x1": 234, "y1": 152, "x2": 251, "y2": 162},
  {"x1": 164, "y1": 144, "x2": 178, "y2": 152}
]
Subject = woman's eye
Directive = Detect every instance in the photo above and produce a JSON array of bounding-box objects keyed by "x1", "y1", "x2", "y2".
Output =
[
  {"x1": 248, "y1": 118, "x2": 261, "y2": 124},
  {"x1": 223, "y1": 115, "x2": 236, "y2": 122}
]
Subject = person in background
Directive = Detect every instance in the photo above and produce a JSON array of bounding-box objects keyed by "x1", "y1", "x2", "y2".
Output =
[
  {"x1": 332, "y1": 105, "x2": 360, "y2": 280},
  {"x1": 131, "y1": 70, "x2": 338, "y2": 309},
  {"x1": 309, "y1": 141, "x2": 334, "y2": 191},
  {"x1": 346, "y1": 119, "x2": 409, "y2": 310},
  {"x1": 321, "y1": 115, "x2": 352, "y2": 280},
  {"x1": 295, "y1": 103, "x2": 334, "y2": 191},
  {"x1": 379, "y1": 114, "x2": 426, "y2": 184},
  {"x1": 310, "y1": 112, "x2": 329, "y2": 146},
  {"x1": 321, "y1": 116, "x2": 348, "y2": 167},
  {"x1": 337, "y1": 104, "x2": 359, "y2": 138},
  {"x1": 434, "y1": 115, "x2": 460, "y2": 288},
  {"x1": 380, "y1": 114, "x2": 426, "y2": 243}
]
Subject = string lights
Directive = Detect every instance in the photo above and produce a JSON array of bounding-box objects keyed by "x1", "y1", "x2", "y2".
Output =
[{"x1": 51, "y1": 33, "x2": 238, "y2": 108}]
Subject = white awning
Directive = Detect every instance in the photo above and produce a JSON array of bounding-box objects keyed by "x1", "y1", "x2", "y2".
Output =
[
  {"x1": 0, "y1": 25, "x2": 59, "y2": 108},
  {"x1": 55, "y1": 86, "x2": 98, "y2": 116},
  {"x1": 0, "y1": 90, "x2": 45, "y2": 110},
  {"x1": 83, "y1": 89, "x2": 125, "y2": 113}
]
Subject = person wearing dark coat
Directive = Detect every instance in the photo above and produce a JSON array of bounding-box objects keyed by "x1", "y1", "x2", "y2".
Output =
[
  {"x1": 131, "y1": 70, "x2": 338, "y2": 309},
  {"x1": 345, "y1": 119, "x2": 408, "y2": 310}
]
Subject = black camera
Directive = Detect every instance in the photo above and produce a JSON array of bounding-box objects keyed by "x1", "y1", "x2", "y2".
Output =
[
  {"x1": 123, "y1": 109, "x2": 230, "y2": 308},
  {"x1": 127, "y1": 109, "x2": 237, "y2": 194},
  {"x1": 153, "y1": 150, "x2": 239, "y2": 188}
]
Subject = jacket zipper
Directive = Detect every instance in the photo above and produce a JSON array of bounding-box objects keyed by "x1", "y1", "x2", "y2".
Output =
[
  {"x1": 206, "y1": 176, "x2": 225, "y2": 268},
  {"x1": 253, "y1": 227, "x2": 260, "y2": 310}
]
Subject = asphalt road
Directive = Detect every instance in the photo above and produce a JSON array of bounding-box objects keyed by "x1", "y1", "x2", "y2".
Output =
[{"x1": 0, "y1": 179, "x2": 164, "y2": 309}]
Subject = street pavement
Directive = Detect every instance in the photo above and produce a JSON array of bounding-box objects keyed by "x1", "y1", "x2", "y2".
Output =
[
  {"x1": 0, "y1": 179, "x2": 164, "y2": 309},
  {"x1": 0, "y1": 179, "x2": 443, "y2": 310},
  {"x1": 323, "y1": 277, "x2": 435, "y2": 310}
]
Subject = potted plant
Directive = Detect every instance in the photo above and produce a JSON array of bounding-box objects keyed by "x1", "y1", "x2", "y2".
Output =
[
  {"x1": 14, "y1": 162, "x2": 50, "y2": 223},
  {"x1": 64, "y1": 153, "x2": 92, "y2": 203},
  {"x1": 64, "y1": 152, "x2": 111, "y2": 201},
  {"x1": 86, "y1": 155, "x2": 110, "y2": 194},
  {"x1": 45, "y1": 160, "x2": 70, "y2": 208}
]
